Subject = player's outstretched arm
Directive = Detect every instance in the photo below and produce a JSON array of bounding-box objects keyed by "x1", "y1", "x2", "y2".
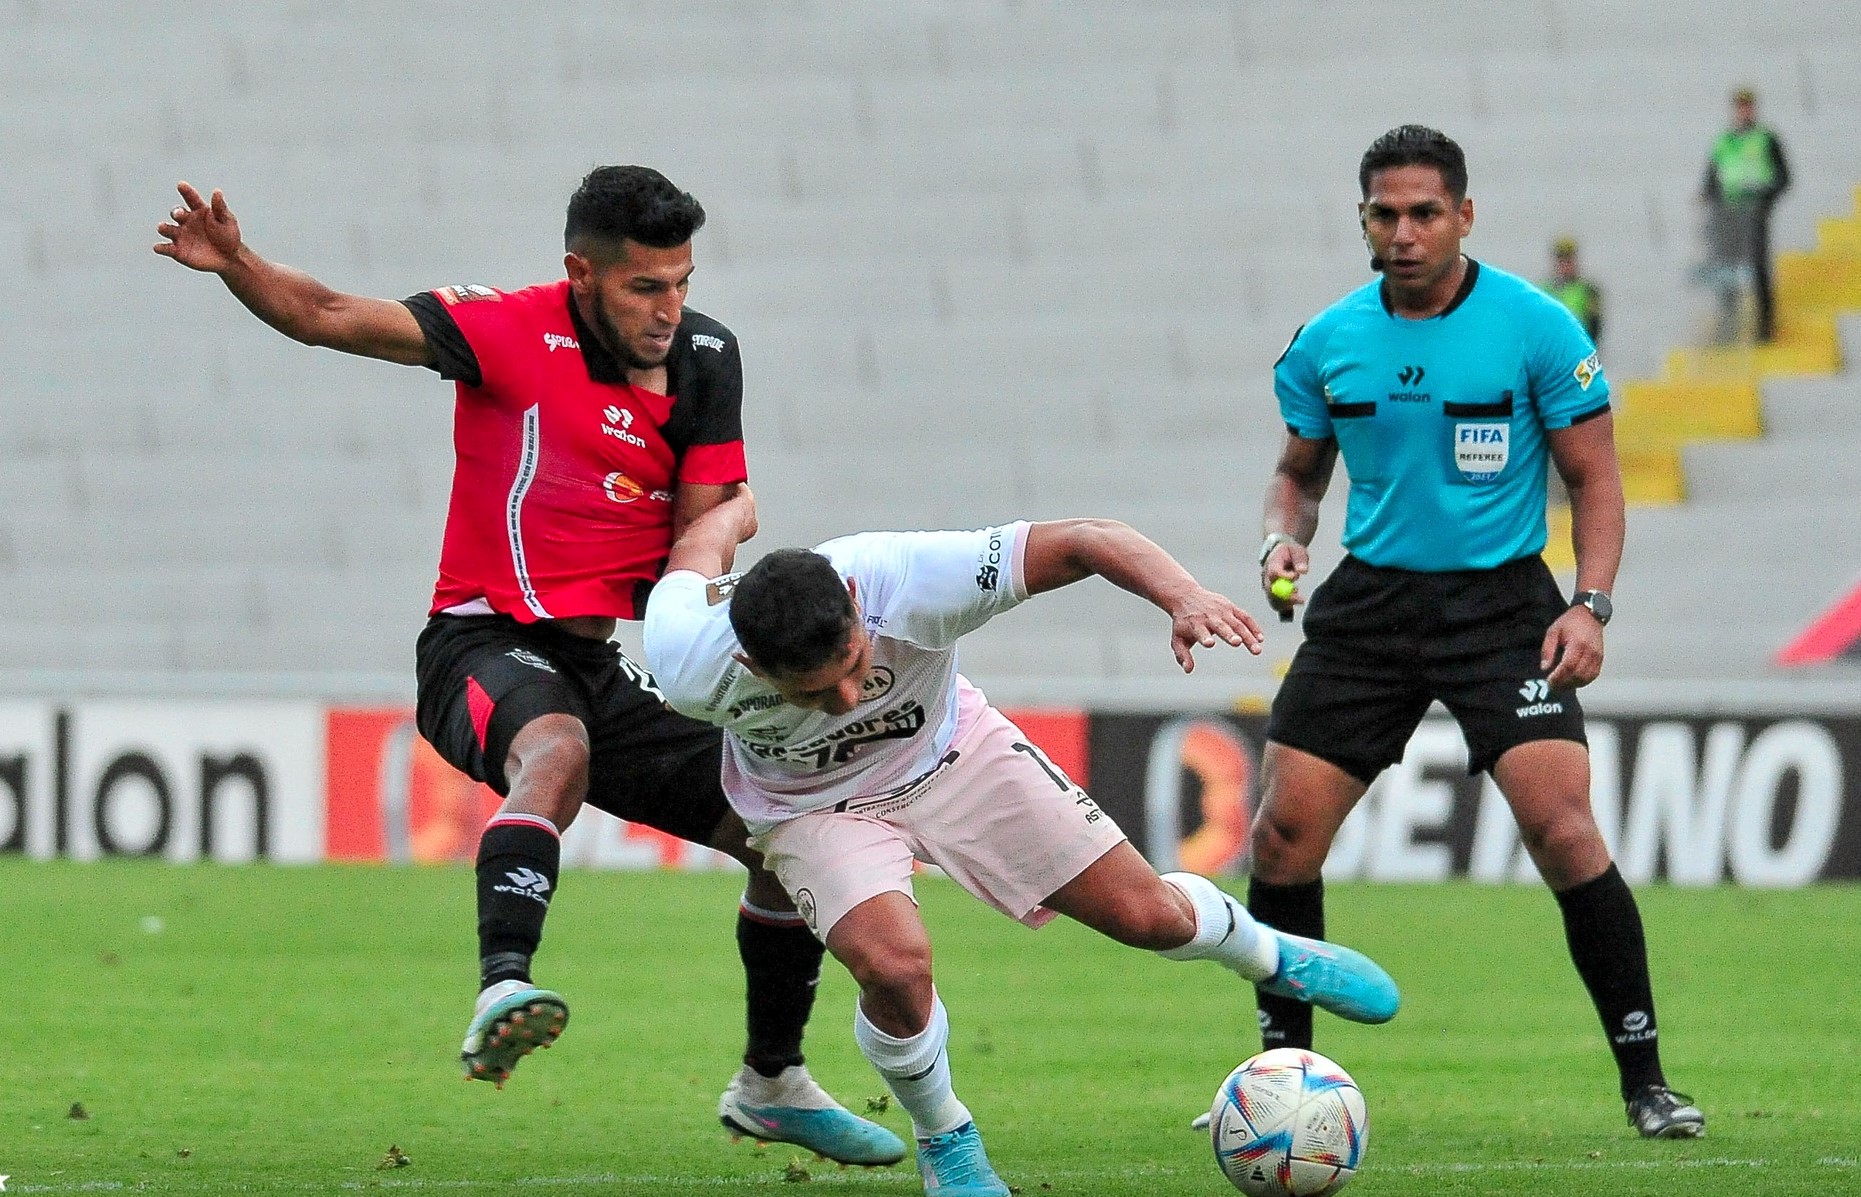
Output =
[
  {"x1": 1021, "y1": 518, "x2": 1263, "y2": 672},
  {"x1": 154, "y1": 182, "x2": 432, "y2": 366},
  {"x1": 1544, "y1": 413, "x2": 1625, "y2": 688},
  {"x1": 663, "y1": 486, "x2": 758, "y2": 579}
]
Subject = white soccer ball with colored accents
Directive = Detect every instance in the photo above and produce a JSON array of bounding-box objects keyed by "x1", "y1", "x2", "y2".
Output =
[{"x1": 1209, "y1": 1048, "x2": 1368, "y2": 1196}]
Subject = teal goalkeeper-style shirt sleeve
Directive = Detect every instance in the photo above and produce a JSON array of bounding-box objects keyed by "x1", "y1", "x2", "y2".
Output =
[
  {"x1": 1529, "y1": 297, "x2": 1611, "y2": 429},
  {"x1": 1273, "y1": 324, "x2": 1333, "y2": 440}
]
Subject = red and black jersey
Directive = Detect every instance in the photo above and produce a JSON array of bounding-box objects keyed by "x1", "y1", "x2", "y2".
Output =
[{"x1": 401, "y1": 280, "x2": 747, "y2": 622}]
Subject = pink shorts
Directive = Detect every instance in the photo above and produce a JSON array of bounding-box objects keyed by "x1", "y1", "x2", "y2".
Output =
[{"x1": 749, "y1": 704, "x2": 1128, "y2": 941}]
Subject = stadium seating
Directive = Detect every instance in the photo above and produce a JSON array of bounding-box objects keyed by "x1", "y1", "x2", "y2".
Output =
[{"x1": 3, "y1": 0, "x2": 1859, "y2": 698}]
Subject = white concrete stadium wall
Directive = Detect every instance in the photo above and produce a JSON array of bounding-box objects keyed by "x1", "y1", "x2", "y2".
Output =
[{"x1": 2, "y1": 0, "x2": 1858, "y2": 697}]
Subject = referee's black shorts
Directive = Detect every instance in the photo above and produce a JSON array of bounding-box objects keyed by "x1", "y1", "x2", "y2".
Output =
[
  {"x1": 1267, "y1": 554, "x2": 1587, "y2": 785},
  {"x1": 414, "y1": 613, "x2": 728, "y2": 845}
]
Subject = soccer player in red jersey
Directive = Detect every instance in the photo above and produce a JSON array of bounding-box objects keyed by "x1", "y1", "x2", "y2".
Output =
[{"x1": 156, "y1": 167, "x2": 903, "y2": 1165}]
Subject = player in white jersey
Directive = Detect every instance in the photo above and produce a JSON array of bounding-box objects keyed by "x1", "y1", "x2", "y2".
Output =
[{"x1": 644, "y1": 494, "x2": 1401, "y2": 1197}]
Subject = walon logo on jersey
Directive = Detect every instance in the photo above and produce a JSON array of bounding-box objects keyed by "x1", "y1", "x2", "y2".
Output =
[
  {"x1": 1515, "y1": 678, "x2": 1564, "y2": 718},
  {"x1": 601, "y1": 405, "x2": 648, "y2": 448},
  {"x1": 1389, "y1": 365, "x2": 1430, "y2": 403}
]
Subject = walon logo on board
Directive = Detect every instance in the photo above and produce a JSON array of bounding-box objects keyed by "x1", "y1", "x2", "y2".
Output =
[{"x1": 0, "y1": 701, "x2": 324, "y2": 862}]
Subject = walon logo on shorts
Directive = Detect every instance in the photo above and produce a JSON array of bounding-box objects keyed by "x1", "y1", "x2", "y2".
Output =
[{"x1": 1515, "y1": 678, "x2": 1564, "y2": 718}]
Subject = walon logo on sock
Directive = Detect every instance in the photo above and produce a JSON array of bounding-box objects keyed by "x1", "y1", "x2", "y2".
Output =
[
  {"x1": 1614, "y1": 1010, "x2": 1657, "y2": 1044},
  {"x1": 495, "y1": 868, "x2": 552, "y2": 904}
]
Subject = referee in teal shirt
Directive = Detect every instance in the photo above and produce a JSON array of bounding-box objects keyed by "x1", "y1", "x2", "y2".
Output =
[{"x1": 1249, "y1": 126, "x2": 1703, "y2": 1140}]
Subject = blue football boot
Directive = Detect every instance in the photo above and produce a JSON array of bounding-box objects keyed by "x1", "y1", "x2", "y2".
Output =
[
  {"x1": 1257, "y1": 931, "x2": 1400, "y2": 1024},
  {"x1": 460, "y1": 979, "x2": 568, "y2": 1087},
  {"x1": 718, "y1": 1064, "x2": 907, "y2": 1166},
  {"x1": 915, "y1": 1120, "x2": 1009, "y2": 1197}
]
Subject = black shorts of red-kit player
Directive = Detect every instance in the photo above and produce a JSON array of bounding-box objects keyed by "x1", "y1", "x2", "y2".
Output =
[
  {"x1": 738, "y1": 912, "x2": 825, "y2": 1075},
  {"x1": 1267, "y1": 554, "x2": 1587, "y2": 782},
  {"x1": 1554, "y1": 863, "x2": 1667, "y2": 1098},
  {"x1": 414, "y1": 614, "x2": 729, "y2": 845},
  {"x1": 1248, "y1": 877, "x2": 1325, "y2": 1051}
]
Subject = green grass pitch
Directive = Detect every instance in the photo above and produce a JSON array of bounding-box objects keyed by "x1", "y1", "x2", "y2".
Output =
[{"x1": 6, "y1": 860, "x2": 1858, "y2": 1195}]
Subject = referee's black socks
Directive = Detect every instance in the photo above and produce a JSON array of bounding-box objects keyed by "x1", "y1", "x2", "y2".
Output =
[
  {"x1": 1553, "y1": 863, "x2": 1666, "y2": 1098},
  {"x1": 737, "y1": 904, "x2": 824, "y2": 1077},
  {"x1": 1247, "y1": 877, "x2": 1326, "y2": 1051},
  {"x1": 475, "y1": 815, "x2": 562, "y2": 989}
]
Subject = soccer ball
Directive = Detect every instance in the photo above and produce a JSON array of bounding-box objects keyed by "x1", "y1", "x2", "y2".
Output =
[{"x1": 1209, "y1": 1048, "x2": 1368, "y2": 1196}]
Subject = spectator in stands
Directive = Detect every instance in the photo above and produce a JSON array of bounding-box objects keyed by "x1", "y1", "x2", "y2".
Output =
[
  {"x1": 1541, "y1": 236, "x2": 1603, "y2": 347},
  {"x1": 153, "y1": 170, "x2": 903, "y2": 1167},
  {"x1": 1700, "y1": 86, "x2": 1791, "y2": 342}
]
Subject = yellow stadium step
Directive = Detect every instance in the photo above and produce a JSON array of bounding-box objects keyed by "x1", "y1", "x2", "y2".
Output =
[
  {"x1": 1616, "y1": 378, "x2": 1763, "y2": 439},
  {"x1": 1618, "y1": 444, "x2": 1685, "y2": 505},
  {"x1": 1779, "y1": 250, "x2": 1861, "y2": 309},
  {"x1": 1544, "y1": 503, "x2": 1575, "y2": 572},
  {"x1": 1663, "y1": 315, "x2": 1842, "y2": 379},
  {"x1": 1814, "y1": 216, "x2": 1861, "y2": 255}
]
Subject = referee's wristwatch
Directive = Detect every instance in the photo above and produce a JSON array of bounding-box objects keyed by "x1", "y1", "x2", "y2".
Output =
[
  {"x1": 1258, "y1": 531, "x2": 1300, "y2": 566},
  {"x1": 1570, "y1": 590, "x2": 1613, "y2": 626}
]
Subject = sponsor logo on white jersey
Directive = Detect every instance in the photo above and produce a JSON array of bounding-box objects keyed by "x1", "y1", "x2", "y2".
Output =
[
  {"x1": 860, "y1": 666, "x2": 896, "y2": 702},
  {"x1": 729, "y1": 693, "x2": 788, "y2": 720},
  {"x1": 505, "y1": 648, "x2": 557, "y2": 673},
  {"x1": 543, "y1": 332, "x2": 579, "y2": 352},
  {"x1": 691, "y1": 333, "x2": 726, "y2": 352},
  {"x1": 743, "y1": 700, "x2": 929, "y2": 767},
  {"x1": 976, "y1": 526, "x2": 1007, "y2": 592},
  {"x1": 1515, "y1": 678, "x2": 1564, "y2": 718}
]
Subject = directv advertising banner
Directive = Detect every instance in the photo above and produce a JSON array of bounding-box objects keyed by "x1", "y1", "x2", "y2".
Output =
[{"x1": 1086, "y1": 712, "x2": 1861, "y2": 886}]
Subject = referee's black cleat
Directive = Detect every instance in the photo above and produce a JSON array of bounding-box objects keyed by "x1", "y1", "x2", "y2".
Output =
[{"x1": 1626, "y1": 1084, "x2": 1705, "y2": 1139}]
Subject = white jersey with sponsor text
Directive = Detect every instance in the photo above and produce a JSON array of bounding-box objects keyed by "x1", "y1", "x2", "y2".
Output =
[{"x1": 643, "y1": 523, "x2": 1031, "y2": 830}]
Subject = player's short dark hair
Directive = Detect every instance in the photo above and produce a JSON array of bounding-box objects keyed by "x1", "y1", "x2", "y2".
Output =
[
  {"x1": 1359, "y1": 125, "x2": 1468, "y2": 201},
  {"x1": 730, "y1": 549, "x2": 857, "y2": 678},
  {"x1": 564, "y1": 165, "x2": 706, "y2": 258}
]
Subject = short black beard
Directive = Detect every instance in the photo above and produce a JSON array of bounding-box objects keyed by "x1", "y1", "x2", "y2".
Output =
[{"x1": 591, "y1": 293, "x2": 668, "y2": 372}]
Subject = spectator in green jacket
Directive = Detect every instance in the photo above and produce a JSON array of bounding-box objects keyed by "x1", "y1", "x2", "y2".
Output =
[
  {"x1": 1542, "y1": 236, "x2": 1603, "y2": 346},
  {"x1": 1701, "y1": 87, "x2": 1791, "y2": 342}
]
